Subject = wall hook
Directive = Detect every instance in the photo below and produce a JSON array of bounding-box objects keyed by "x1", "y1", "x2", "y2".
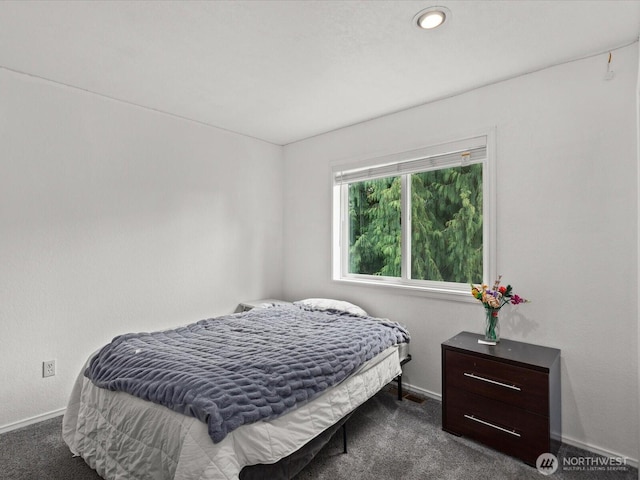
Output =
[{"x1": 604, "y1": 51, "x2": 615, "y2": 81}]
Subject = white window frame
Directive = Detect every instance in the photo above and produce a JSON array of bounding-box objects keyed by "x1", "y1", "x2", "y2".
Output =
[{"x1": 331, "y1": 130, "x2": 496, "y2": 301}]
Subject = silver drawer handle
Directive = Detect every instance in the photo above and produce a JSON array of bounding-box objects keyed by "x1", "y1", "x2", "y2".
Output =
[
  {"x1": 464, "y1": 372, "x2": 521, "y2": 391},
  {"x1": 464, "y1": 414, "x2": 521, "y2": 437}
]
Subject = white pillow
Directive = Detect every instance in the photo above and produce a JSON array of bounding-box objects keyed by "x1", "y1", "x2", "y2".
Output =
[{"x1": 294, "y1": 298, "x2": 368, "y2": 317}]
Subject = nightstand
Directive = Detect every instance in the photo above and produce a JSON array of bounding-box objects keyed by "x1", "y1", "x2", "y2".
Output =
[
  {"x1": 236, "y1": 299, "x2": 290, "y2": 312},
  {"x1": 442, "y1": 331, "x2": 561, "y2": 465}
]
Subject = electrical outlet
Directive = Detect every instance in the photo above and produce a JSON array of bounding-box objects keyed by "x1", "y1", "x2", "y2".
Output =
[{"x1": 43, "y1": 360, "x2": 56, "y2": 378}]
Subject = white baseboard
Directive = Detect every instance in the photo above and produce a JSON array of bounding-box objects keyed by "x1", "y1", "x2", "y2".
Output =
[
  {"x1": 401, "y1": 381, "x2": 638, "y2": 469},
  {"x1": 561, "y1": 434, "x2": 638, "y2": 468},
  {"x1": 400, "y1": 381, "x2": 441, "y2": 401},
  {"x1": 0, "y1": 408, "x2": 66, "y2": 435}
]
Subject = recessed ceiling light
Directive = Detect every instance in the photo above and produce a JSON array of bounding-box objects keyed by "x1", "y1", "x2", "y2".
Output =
[{"x1": 413, "y1": 6, "x2": 450, "y2": 30}]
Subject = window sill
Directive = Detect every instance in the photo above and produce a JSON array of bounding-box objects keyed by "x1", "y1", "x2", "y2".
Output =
[{"x1": 332, "y1": 277, "x2": 478, "y2": 303}]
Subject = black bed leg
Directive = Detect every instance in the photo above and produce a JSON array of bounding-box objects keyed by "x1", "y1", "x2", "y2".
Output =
[
  {"x1": 342, "y1": 422, "x2": 348, "y2": 454},
  {"x1": 397, "y1": 374, "x2": 403, "y2": 401}
]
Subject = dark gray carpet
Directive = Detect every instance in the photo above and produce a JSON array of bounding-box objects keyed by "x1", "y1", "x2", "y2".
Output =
[
  {"x1": 297, "y1": 389, "x2": 638, "y2": 480},
  {"x1": 1, "y1": 388, "x2": 637, "y2": 479}
]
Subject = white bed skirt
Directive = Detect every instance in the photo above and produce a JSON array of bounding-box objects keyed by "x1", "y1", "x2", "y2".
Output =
[{"x1": 62, "y1": 345, "x2": 402, "y2": 480}]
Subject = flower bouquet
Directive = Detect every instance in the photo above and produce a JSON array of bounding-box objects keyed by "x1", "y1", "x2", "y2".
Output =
[{"x1": 470, "y1": 275, "x2": 528, "y2": 343}]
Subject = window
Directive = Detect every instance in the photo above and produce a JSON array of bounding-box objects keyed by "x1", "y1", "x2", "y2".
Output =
[{"x1": 332, "y1": 133, "x2": 495, "y2": 299}]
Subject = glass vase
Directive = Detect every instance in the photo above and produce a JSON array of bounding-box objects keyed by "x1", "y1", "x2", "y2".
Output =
[{"x1": 484, "y1": 307, "x2": 500, "y2": 343}]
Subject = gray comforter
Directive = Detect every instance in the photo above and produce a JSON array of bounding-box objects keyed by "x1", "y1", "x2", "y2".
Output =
[{"x1": 85, "y1": 304, "x2": 410, "y2": 443}]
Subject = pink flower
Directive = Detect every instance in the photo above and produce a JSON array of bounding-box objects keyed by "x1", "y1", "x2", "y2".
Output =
[{"x1": 510, "y1": 294, "x2": 525, "y2": 305}]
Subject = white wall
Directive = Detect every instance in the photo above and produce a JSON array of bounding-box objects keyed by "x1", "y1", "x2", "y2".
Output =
[
  {"x1": 0, "y1": 68, "x2": 284, "y2": 429},
  {"x1": 636, "y1": 40, "x2": 640, "y2": 469},
  {"x1": 283, "y1": 44, "x2": 639, "y2": 461}
]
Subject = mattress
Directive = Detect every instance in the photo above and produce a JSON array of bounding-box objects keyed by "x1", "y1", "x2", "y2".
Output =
[
  {"x1": 398, "y1": 340, "x2": 410, "y2": 363},
  {"x1": 62, "y1": 344, "x2": 403, "y2": 480},
  {"x1": 82, "y1": 303, "x2": 408, "y2": 445}
]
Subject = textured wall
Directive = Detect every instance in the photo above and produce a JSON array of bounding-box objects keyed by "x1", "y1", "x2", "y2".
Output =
[
  {"x1": 283, "y1": 44, "x2": 639, "y2": 461},
  {"x1": 0, "y1": 68, "x2": 284, "y2": 429}
]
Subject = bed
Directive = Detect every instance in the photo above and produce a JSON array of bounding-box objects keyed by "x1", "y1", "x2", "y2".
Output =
[{"x1": 62, "y1": 299, "x2": 411, "y2": 480}]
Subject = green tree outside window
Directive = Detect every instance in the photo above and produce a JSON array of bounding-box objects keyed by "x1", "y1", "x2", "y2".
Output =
[{"x1": 348, "y1": 164, "x2": 482, "y2": 284}]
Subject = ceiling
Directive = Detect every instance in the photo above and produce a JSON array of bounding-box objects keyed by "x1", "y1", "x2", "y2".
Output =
[{"x1": 1, "y1": 1, "x2": 639, "y2": 146}]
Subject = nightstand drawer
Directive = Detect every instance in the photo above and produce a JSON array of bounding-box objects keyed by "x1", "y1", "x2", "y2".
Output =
[
  {"x1": 445, "y1": 387, "x2": 549, "y2": 465},
  {"x1": 445, "y1": 350, "x2": 548, "y2": 415}
]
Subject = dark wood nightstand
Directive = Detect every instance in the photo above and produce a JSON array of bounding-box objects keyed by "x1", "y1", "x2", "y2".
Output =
[{"x1": 442, "y1": 331, "x2": 561, "y2": 465}]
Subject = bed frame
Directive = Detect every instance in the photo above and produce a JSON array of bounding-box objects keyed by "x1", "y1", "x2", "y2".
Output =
[
  {"x1": 395, "y1": 354, "x2": 413, "y2": 400},
  {"x1": 239, "y1": 354, "x2": 412, "y2": 479}
]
